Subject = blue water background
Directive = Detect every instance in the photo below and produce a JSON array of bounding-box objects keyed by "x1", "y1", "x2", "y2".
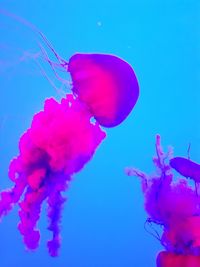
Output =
[{"x1": 0, "y1": 1, "x2": 199, "y2": 266}]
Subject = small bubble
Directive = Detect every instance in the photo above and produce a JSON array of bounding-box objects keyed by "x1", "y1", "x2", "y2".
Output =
[{"x1": 97, "y1": 21, "x2": 102, "y2": 27}]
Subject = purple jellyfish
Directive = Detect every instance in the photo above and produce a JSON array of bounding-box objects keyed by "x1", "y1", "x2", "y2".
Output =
[
  {"x1": 0, "y1": 12, "x2": 140, "y2": 257},
  {"x1": 170, "y1": 157, "x2": 200, "y2": 183},
  {"x1": 126, "y1": 135, "x2": 200, "y2": 267}
]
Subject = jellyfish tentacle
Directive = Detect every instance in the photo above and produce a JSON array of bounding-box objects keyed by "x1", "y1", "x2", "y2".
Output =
[
  {"x1": 125, "y1": 167, "x2": 148, "y2": 192},
  {"x1": 47, "y1": 182, "x2": 67, "y2": 257},
  {"x1": 38, "y1": 42, "x2": 69, "y2": 86},
  {"x1": 0, "y1": 94, "x2": 105, "y2": 256},
  {"x1": 34, "y1": 58, "x2": 65, "y2": 96},
  {"x1": 18, "y1": 186, "x2": 48, "y2": 250},
  {"x1": 0, "y1": 8, "x2": 67, "y2": 66},
  {"x1": 0, "y1": 177, "x2": 26, "y2": 219},
  {"x1": 47, "y1": 191, "x2": 65, "y2": 257},
  {"x1": 144, "y1": 218, "x2": 163, "y2": 242},
  {"x1": 0, "y1": 8, "x2": 69, "y2": 95}
]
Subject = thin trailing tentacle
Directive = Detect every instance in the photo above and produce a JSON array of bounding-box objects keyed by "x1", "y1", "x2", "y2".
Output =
[
  {"x1": 0, "y1": 8, "x2": 70, "y2": 94},
  {"x1": 38, "y1": 42, "x2": 70, "y2": 87},
  {"x1": 34, "y1": 56, "x2": 66, "y2": 96},
  {"x1": 0, "y1": 8, "x2": 68, "y2": 66}
]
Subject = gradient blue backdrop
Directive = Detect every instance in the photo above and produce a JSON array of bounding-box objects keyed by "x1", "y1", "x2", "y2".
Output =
[{"x1": 0, "y1": 1, "x2": 199, "y2": 266}]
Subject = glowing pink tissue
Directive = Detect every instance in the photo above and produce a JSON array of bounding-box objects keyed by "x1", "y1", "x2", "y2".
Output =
[
  {"x1": 68, "y1": 53, "x2": 139, "y2": 127},
  {"x1": 126, "y1": 135, "x2": 200, "y2": 257},
  {"x1": 0, "y1": 95, "x2": 105, "y2": 256}
]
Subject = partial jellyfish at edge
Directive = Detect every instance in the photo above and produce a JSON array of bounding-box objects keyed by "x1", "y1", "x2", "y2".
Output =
[{"x1": 125, "y1": 135, "x2": 200, "y2": 266}]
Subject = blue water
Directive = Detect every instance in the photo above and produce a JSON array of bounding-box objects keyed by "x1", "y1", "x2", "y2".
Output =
[{"x1": 0, "y1": 1, "x2": 199, "y2": 266}]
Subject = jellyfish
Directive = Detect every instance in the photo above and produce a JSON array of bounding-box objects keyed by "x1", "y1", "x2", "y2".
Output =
[
  {"x1": 125, "y1": 135, "x2": 200, "y2": 267},
  {"x1": 170, "y1": 157, "x2": 200, "y2": 183},
  {"x1": 0, "y1": 13, "x2": 140, "y2": 256},
  {"x1": 68, "y1": 53, "x2": 139, "y2": 127}
]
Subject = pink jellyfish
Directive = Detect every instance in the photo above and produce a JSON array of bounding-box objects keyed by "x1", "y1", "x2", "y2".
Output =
[
  {"x1": 68, "y1": 53, "x2": 139, "y2": 127},
  {"x1": 0, "y1": 19, "x2": 139, "y2": 256},
  {"x1": 126, "y1": 135, "x2": 200, "y2": 267}
]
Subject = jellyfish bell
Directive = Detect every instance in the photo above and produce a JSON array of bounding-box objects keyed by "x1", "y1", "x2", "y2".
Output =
[
  {"x1": 156, "y1": 251, "x2": 200, "y2": 267},
  {"x1": 170, "y1": 157, "x2": 200, "y2": 183},
  {"x1": 68, "y1": 53, "x2": 139, "y2": 127}
]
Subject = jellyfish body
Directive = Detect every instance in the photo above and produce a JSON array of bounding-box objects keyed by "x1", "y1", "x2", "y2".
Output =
[
  {"x1": 170, "y1": 157, "x2": 200, "y2": 183},
  {"x1": 68, "y1": 53, "x2": 139, "y2": 127}
]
